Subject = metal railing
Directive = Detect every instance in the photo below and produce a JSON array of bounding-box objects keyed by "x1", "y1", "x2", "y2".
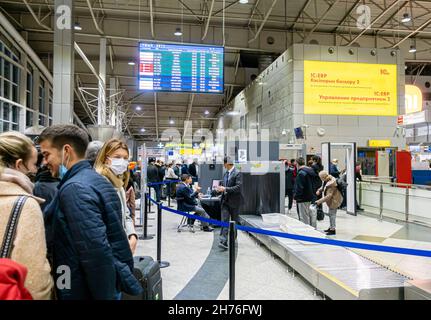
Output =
[{"x1": 358, "y1": 178, "x2": 431, "y2": 226}]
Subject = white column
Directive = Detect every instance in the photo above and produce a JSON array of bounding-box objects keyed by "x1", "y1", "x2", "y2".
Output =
[
  {"x1": 53, "y1": 0, "x2": 74, "y2": 124},
  {"x1": 98, "y1": 37, "x2": 107, "y2": 125}
]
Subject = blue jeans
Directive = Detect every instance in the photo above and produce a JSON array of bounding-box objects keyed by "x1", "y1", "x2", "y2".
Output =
[
  {"x1": 114, "y1": 292, "x2": 122, "y2": 300},
  {"x1": 151, "y1": 185, "x2": 161, "y2": 202}
]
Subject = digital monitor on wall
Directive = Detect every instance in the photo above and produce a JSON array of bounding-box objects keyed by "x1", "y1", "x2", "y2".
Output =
[
  {"x1": 138, "y1": 42, "x2": 224, "y2": 94},
  {"x1": 304, "y1": 60, "x2": 397, "y2": 116}
]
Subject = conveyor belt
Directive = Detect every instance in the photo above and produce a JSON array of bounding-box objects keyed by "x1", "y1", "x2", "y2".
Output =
[{"x1": 240, "y1": 215, "x2": 410, "y2": 300}]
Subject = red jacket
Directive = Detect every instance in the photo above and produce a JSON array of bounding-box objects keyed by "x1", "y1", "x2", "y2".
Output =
[{"x1": 0, "y1": 258, "x2": 33, "y2": 300}]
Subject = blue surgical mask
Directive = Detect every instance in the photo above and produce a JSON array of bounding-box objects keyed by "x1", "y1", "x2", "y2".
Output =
[{"x1": 58, "y1": 148, "x2": 69, "y2": 179}]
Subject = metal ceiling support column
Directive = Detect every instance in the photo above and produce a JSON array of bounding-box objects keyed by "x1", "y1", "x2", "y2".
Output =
[
  {"x1": 177, "y1": 0, "x2": 202, "y2": 22},
  {"x1": 347, "y1": 0, "x2": 401, "y2": 46},
  {"x1": 154, "y1": 92, "x2": 159, "y2": 141},
  {"x1": 74, "y1": 42, "x2": 103, "y2": 83},
  {"x1": 23, "y1": 0, "x2": 51, "y2": 30},
  {"x1": 52, "y1": 0, "x2": 74, "y2": 124},
  {"x1": 375, "y1": 1, "x2": 409, "y2": 35},
  {"x1": 333, "y1": 0, "x2": 360, "y2": 32},
  {"x1": 392, "y1": 17, "x2": 431, "y2": 48},
  {"x1": 149, "y1": 0, "x2": 155, "y2": 39},
  {"x1": 86, "y1": 0, "x2": 104, "y2": 34},
  {"x1": 304, "y1": 0, "x2": 340, "y2": 41},
  {"x1": 248, "y1": 0, "x2": 279, "y2": 43},
  {"x1": 202, "y1": 0, "x2": 215, "y2": 40},
  {"x1": 98, "y1": 37, "x2": 107, "y2": 125},
  {"x1": 291, "y1": 0, "x2": 313, "y2": 30}
]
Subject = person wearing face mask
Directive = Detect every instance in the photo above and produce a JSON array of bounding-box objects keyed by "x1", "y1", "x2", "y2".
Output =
[
  {"x1": 0, "y1": 131, "x2": 54, "y2": 299},
  {"x1": 39, "y1": 125, "x2": 141, "y2": 300},
  {"x1": 94, "y1": 139, "x2": 138, "y2": 254}
]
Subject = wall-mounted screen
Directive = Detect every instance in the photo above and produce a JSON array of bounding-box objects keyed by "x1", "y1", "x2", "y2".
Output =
[
  {"x1": 139, "y1": 42, "x2": 224, "y2": 93},
  {"x1": 304, "y1": 60, "x2": 397, "y2": 116}
]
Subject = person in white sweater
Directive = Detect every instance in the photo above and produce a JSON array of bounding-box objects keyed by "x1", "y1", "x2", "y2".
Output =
[{"x1": 165, "y1": 162, "x2": 179, "y2": 198}]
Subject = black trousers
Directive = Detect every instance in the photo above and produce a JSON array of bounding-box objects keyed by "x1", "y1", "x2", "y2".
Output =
[
  {"x1": 220, "y1": 203, "x2": 239, "y2": 244},
  {"x1": 286, "y1": 188, "x2": 294, "y2": 210}
]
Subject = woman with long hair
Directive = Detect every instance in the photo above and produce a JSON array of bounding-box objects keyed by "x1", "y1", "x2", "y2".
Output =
[
  {"x1": 0, "y1": 131, "x2": 53, "y2": 299},
  {"x1": 94, "y1": 139, "x2": 138, "y2": 254}
]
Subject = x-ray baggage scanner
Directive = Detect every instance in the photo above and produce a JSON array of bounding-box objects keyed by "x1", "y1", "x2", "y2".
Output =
[
  {"x1": 321, "y1": 142, "x2": 357, "y2": 216},
  {"x1": 279, "y1": 143, "x2": 307, "y2": 160}
]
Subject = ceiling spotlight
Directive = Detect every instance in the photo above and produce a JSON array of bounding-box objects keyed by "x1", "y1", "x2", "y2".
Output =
[
  {"x1": 174, "y1": 27, "x2": 182, "y2": 36},
  {"x1": 401, "y1": 13, "x2": 411, "y2": 23},
  {"x1": 140, "y1": 128, "x2": 146, "y2": 133},
  {"x1": 239, "y1": 0, "x2": 249, "y2": 3},
  {"x1": 128, "y1": 61, "x2": 136, "y2": 66},
  {"x1": 74, "y1": 22, "x2": 82, "y2": 31},
  {"x1": 169, "y1": 118, "x2": 175, "y2": 125},
  {"x1": 409, "y1": 45, "x2": 417, "y2": 53},
  {"x1": 204, "y1": 110, "x2": 209, "y2": 115}
]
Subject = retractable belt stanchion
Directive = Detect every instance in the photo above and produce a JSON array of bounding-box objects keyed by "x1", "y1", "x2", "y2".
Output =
[
  {"x1": 229, "y1": 220, "x2": 236, "y2": 300},
  {"x1": 157, "y1": 202, "x2": 170, "y2": 268},
  {"x1": 139, "y1": 192, "x2": 154, "y2": 240}
]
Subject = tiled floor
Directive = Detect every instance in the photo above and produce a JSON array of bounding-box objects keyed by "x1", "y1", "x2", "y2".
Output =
[{"x1": 134, "y1": 199, "x2": 320, "y2": 300}]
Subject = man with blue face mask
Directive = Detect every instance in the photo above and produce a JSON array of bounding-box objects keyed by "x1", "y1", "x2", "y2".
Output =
[{"x1": 39, "y1": 125, "x2": 141, "y2": 300}]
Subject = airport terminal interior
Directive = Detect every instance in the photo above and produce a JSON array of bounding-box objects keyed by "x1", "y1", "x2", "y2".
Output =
[{"x1": 1, "y1": 0, "x2": 431, "y2": 301}]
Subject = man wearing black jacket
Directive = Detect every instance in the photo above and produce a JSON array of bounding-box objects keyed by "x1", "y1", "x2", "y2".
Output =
[
  {"x1": 293, "y1": 157, "x2": 318, "y2": 228},
  {"x1": 147, "y1": 158, "x2": 161, "y2": 202},
  {"x1": 214, "y1": 156, "x2": 242, "y2": 249}
]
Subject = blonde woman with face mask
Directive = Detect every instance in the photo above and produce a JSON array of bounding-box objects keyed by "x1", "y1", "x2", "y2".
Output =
[{"x1": 94, "y1": 139, "x2": 138, "y2": 254}]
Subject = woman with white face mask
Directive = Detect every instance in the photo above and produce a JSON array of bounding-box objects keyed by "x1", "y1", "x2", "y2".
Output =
[{"x1": 94, "y1": 139, "x2": 138, "y2": 254}]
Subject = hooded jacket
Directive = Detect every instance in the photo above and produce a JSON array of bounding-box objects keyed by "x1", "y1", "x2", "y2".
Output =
[
  {"x1": 316, "y1": 176, "x2": 343, "y2": 209},
  {"x1": 34, "y1": 169, "x2": 60, "y2": 211}
]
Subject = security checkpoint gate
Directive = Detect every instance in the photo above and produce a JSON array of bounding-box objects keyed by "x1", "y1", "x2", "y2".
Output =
[
  {"x1": 321, "y1": 142, "x2": 357, "y2": 216},
  {"x1": 279, "y1": 143, "x2": 307, "y2": 160}
]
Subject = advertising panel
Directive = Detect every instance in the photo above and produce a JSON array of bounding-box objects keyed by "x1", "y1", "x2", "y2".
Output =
[{"x1": 304, "y1": 61, "x2": 397, "y2": 116}]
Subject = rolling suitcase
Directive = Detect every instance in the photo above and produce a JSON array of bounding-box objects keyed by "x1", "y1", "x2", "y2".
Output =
[{"x1": 122, "y1": 256, "x2": 163, "y2": 300}]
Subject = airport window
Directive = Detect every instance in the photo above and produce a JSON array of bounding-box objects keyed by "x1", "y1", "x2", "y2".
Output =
[
  {"x1": 39, "y1": 78, "x2": 45, "y2": 114},
  {"x1": 26, "y1": 109, "x2": 34, "y2": 128},
  {"x1": 26, "y1": 64, "x2": 33, "y2": 109},
  {"x1": 48, "y1": 88, "x2": 53, "y2": 125},
  {"x1": 0, "y1": 102, "x2": 19, "y2": 132},
  {"x1": 256, "y1": 106, "x2": 262, "y2": 134}
]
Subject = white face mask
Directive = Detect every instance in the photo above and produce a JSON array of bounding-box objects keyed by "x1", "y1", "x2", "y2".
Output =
[{"x1": 109, "y1": 158, "x2": 129, "y2": 175}]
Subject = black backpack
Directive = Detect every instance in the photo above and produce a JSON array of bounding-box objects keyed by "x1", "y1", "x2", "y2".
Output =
[{"x1": 336, "y1": 177, "x2": 348, "y2": 192}]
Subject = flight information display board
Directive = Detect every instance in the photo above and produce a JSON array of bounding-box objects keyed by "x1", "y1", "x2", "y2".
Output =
[{"x1": 139, "y1": 42, "x2": 224, "y2": 93}]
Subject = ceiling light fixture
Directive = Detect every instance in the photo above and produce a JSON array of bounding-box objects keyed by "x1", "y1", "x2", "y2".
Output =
[
  {"x1": 174, "y1": 27, "x2": 183, "y2": 36},
  {"x1": 128, "y1": 61, "x2": 136, "y2": 66},
  {"x1": 239, "y1": 0, "x2": 249, "y2": 4},
  {"x1": 135, "y1": 106, "x2": 142, "y2": 111},
  {"x1": 169, "y1": 117, "x2": 175, "y2": 125},
  {"x1": 140, "y1": 128, "x2": 146, "y2": 132},
  {"x1": 409, "y1": 45, "x2": 417, "y2": 53},
  {"x1": 74, "y1": 22, "x2": 82, "y2": 31},
  {"x1": 401, "y1": 13, "x2": 411, "y2": 23},
  {"x1": 204, "y1": 110, "x2": 209, "y2": 115}
]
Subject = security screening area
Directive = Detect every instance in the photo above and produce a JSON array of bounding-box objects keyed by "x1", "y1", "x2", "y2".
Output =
[{"x1": 2, "y1": 0, "x2": 431, "y2": 307}]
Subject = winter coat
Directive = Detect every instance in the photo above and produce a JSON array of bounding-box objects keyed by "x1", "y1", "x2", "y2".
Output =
[
  {"x1": 34, "y1": 169, "x2": 60, "y2": 212},
  {"x1": 293, "y1": 166, "x2": 317, "y2": 203},
  {"x1": 43, "y1": 160, "x2": 142, "y2": 300},
  {"x1": 316, "y1": 177, "x2": 343, "y2": 209},
  {"x1": 0, "y1": 174, "x2": 53, "y2": 300}
]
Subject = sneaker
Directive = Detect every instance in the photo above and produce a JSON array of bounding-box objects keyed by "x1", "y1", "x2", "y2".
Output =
[
  {"x1": 325, "y1": 229, "x2": 336, "y2": 235},
  {"x1": 202, "y1": 226, "x2": 214, "y2": 232},
  {"x1": 323, "y1": 228, "x2": 331, "y2": 233},
  {"x1": 218, "y1": 242, "x2": 228, "y2": 249}
]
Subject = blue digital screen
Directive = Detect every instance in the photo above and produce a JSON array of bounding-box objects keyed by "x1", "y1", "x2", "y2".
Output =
[{"x1": 139, "y1": 42, "x2": 224, "y2": 93}]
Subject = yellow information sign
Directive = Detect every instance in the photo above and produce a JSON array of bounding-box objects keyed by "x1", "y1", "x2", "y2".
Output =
[
  {"x1": 304, "y1": 61, "x2": 397, "y2": 116},
  {"x1": 179, "y1": 149, "x2": 202, "y2": 155},
  {"x1": 368, "y1": 140, "x2": 391, "y2": 147}
]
